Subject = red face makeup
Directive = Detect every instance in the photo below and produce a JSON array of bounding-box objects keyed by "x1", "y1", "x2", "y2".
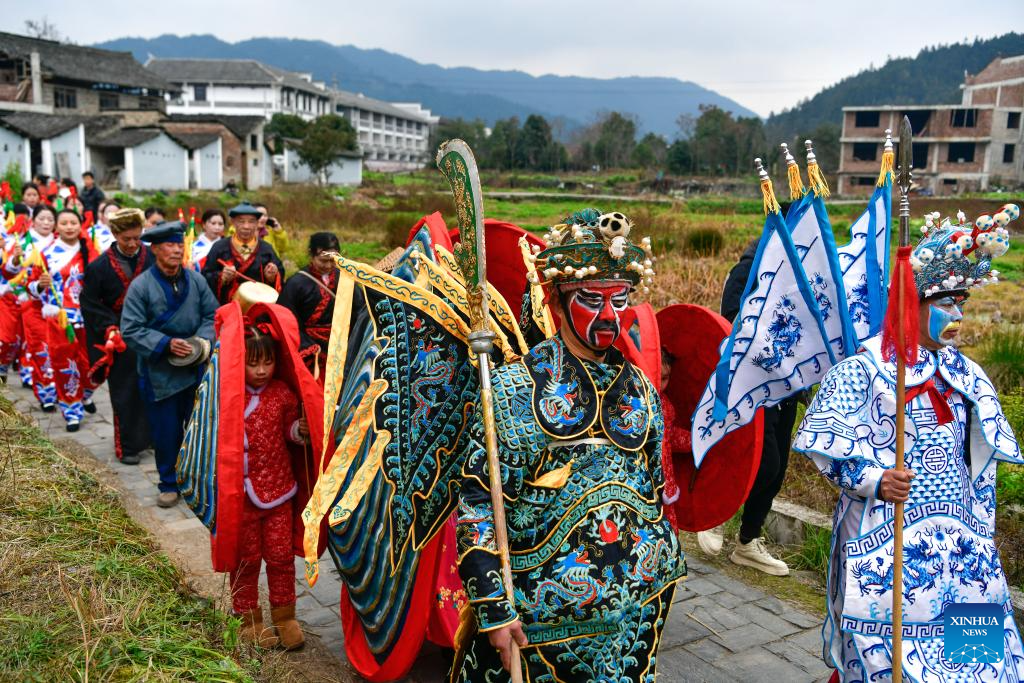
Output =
[{"x1": 563, "y1": 282, "x2": 631, "y2": 351}]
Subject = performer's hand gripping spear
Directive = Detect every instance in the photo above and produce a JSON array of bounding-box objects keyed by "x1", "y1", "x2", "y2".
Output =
[
  {"x1": 885, "y1": 116, "x2": 917, "y2": 683},
  {"x1": 436, "y1": 140, "x2": 524, "y2": 683}
]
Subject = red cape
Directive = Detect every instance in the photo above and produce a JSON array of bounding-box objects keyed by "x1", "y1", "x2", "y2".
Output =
[
  {"x1": 657, "y1": 304, "x2": 764, "y2": 532},
  {"x1": 210, "y1": 302, "x2": 327, "y2": 571}
]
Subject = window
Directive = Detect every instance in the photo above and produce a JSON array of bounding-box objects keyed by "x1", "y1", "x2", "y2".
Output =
[
  {"x1": 250, "y1": 134, "x2": 258, "y2": 152},
  {"x1": 1009, "y1": 112, "x2": 1021, "y2": 129},
  {"x1": 1005, "y1": 144, "x2": 1016, "y2": 164},
  {"x1": 854, "y1": 111, "x2": 880, "y2": 127},
  {"x1": 912, "y1": 143, "x2": 929, "y2": 170},
  {"x1": 947, "y1": 142, "x2": 975, "y2": 163},
  {"x1": 193, "y1": 84, "x2": 207, "y2": 102},
  {"x1": 949, "y1": 109, "x2": 977, "y2": 128},
  {"x1": 853, "y1": 176, "x2": 876, "y2": 186},
  {"x1": 852, "y1": 143, "x2": 877, "y2": 161},
  {"x1": 99, "y1": 92, "x2": 119, "y2": 110},
  {"x1": 943, "y1": 178, "x2": 957, "y2": 186},
  {"x1": 139, "y1": 96, "x2": 161, "y2": 110},
  {"x1": 54, "y1": 87, "x2": 77, "y2": 109}
]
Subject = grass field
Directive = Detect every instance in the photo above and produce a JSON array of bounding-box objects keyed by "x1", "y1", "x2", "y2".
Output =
[{"x1": 0, "y1": 396, "x2": 274, "y2": 682}]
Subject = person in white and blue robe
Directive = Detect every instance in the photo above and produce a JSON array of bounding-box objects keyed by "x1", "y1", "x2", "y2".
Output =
[{"x1": 794, "y1": 205, "x2": 1024, "y2": 681}]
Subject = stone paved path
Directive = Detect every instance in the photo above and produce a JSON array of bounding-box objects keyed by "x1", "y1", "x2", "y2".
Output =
[{"x1": 7, "y1": 380, "x2": 833, "y2": 682}]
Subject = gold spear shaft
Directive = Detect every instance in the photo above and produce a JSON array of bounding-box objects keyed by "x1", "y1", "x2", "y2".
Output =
[
  {"x1": 892, "y1": 115, "x2": 914, "y2": 683},
  {"x1": 437, "y1": 139, "x2": 523, "y2": 683}
]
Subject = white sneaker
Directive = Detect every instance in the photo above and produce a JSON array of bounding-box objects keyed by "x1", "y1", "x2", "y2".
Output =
[
  {"x1": 729, "y1": 537, "x2": 790, "y2": 576},
  {"x1": 696, "y1": 528, "x2": 724, "y2": 556}
]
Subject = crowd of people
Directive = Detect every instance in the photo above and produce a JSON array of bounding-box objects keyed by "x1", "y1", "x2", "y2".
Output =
[
  {"x1": 3, "y1": 167, "x2": 1022, "y2": 682},
  {"x1": 0, "y1": 173, "x2": 340, "y2": 512}
]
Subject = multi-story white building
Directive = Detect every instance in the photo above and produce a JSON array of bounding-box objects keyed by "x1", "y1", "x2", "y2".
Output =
[
  {"x1": 146, "y1": 58, "x2": 332, "y2": 121},
  {"x1": 148, "y1": 57, "x2": 439, "y2": 171},
  {"x1": 332, "y1": 90, "x2": 438, "y2": 171}
]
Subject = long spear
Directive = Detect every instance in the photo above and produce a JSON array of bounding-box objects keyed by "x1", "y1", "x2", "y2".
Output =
[
  {"x1": 436, "y1": 139, "x2": 523, "y2": 683},
  {"x1": 888, "y1": 115, "x2": 915, "y2": 683}
]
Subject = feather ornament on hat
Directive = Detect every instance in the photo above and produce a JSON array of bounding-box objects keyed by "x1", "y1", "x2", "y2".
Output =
[{"x1": 911, "y1": 203, "x2": 1017, "y2": 299}]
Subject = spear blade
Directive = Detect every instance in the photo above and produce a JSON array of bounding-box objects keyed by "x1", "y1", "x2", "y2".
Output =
[
  {"x1": 897, "y1": 116, "x2": 914, "y2": 247},
  {"x1": 436, "y1": 139, "x2": 489, "y2": 332}
]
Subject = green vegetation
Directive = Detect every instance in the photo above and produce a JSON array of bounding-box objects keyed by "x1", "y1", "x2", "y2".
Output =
[
  {"x1": 784, "y1": 524, "x2": 833, "y2": 577},
  {"x1": 2, "y1": 161, "x2": 23, "y2": 196},
  {"x1": 0, "y1": 396, "x2": 263, "y2": 681}
]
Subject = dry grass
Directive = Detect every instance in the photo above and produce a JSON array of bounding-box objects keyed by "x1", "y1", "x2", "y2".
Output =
[{"x1": 0, "y1": 396, "x2": 278, "y2": 681}]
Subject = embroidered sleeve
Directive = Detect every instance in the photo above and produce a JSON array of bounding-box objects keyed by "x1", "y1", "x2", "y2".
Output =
[
  {"x1": 455, "y1": 376, "x2": 528, "y2": 632},
  {"x1": 795, "y1": 356, "x2": 886, "y2": 499},
  {"x1": 648, "y1": 389, "x2": 666, "y2": 496}
]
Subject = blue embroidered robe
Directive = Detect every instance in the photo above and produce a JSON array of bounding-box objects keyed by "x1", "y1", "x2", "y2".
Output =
[
  {"x1": 794, "y1": 336, "x2": 1024, "y2": 682},
  {"x1": 453, "y1": 336, "x2": 686, "y2": 682},
  {"x1": 121, "y1": 266, "x2": 218, "y2": 402}
]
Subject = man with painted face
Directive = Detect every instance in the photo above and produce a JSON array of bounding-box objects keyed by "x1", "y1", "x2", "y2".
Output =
[
  {"x1": 453, "y1": 208, "x2": 685, "y2": 683},
  {"x1": 794, "y1": 205, "x2": 1024, "y2": 682}
]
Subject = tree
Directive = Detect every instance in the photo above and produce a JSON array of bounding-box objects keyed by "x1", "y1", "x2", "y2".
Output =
[
  {"x1": 666, "y1": 139, "x2": 692, "y2": 175},
  {"x1": 430, "y1": 117, "x2": 486, "y2": 155},
  {"x1": 265, "y1": 113, "x2": 310, "y2": 153},
  {"x1": 632, "y1": 133, "x2": 668, "y2": 169},
  {"x1": 483, "y1": 117, "x2": 520, "y2": 171},
  {"x1": 515, "y1": 115, "x2": 565, "y2": 172},
  {"x1": 295, "y1": 115, "x2": 358, "y2": 184},
  {"x1": 24, "y1": 18, "x2": 62, "y2": 41},
  {"x1": 592, "y1": 112, "x2": 637, "y2": 169}
]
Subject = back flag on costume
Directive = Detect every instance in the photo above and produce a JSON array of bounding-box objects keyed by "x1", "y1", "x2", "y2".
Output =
[
  {"x1": 837, "y1": 134, "x2": 893, "y2": 345},
  {"x1": 786, "y1": 193, "x2": 857, "y2": 362},
  {"x1": 691, "y1": 162, "x2": 834, "y2": 467}
]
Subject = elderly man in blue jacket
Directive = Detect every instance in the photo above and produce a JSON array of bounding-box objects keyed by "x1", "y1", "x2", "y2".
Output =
[{"x1": 121, "y1": 221, "x2": 219, "y2": 508}]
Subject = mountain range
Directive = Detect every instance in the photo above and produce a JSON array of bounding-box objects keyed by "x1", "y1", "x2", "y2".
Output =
[{"x1": 95, "y1": 34, "x2": 758, "y2": 139}]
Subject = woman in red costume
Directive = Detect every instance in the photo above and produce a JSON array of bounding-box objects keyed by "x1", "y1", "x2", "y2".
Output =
[
  {"x1": 35, "y1": 210, "x2": 99, "y2": 430},
  {"x1": 231, "y1": 324, "x2": 309, "y2": 650},
  {"x1": 5, "y1": 205, "x2": 57, "y2": 409}
]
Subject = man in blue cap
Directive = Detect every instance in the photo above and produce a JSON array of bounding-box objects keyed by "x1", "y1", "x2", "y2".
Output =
[
  {"x1": 201, "y1": 201, "x2": 284, "y2": 304},
  {"x1": 121, "y1": 221, "x2": 219, "y2": 507}
]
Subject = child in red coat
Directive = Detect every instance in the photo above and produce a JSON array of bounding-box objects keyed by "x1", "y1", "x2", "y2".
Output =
[{"x1": 232, "y1": 325, "x2": 308, "y2": 650}]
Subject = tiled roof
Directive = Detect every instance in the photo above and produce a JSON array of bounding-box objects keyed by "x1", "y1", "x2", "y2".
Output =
[
  {"x1": 167, "y1": 131, "x2": 221, "y2": 150},
  {"x1": 0, "y1": 112, "x2": 82, "y2": 139},
  {"x1": 164, "y1": 114, "x2": 265, "y2": 138},
  {"x1": 146, "y1": 58, "x2": 328, "y2": 96},
  {"x1": 332, "y1": 89, "x2": 433, "y2": 123},
  {"x1": 0, "y1": 32, "x2": 171, "y2": 91}
]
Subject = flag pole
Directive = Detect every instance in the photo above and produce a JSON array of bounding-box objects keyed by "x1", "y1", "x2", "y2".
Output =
[{"x1": 892, "y1": 117, "x2": 913, "y2": 683}]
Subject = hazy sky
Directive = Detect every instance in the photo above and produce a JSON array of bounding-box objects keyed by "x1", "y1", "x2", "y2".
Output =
[{"x1": 6, "y1": 0, "x2": 1022, "y2": 117}]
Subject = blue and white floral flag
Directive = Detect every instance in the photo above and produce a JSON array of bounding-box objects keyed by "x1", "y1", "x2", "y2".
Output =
[
  {"x1": 836, "y1": 179, "x2": 892, "y2": 345},
  {"x1": 786, "y1": 194, "x2": 857, "y2": 363},
  {"x1": 691, "y1": 209, "x2": 835, "y2": 467}
]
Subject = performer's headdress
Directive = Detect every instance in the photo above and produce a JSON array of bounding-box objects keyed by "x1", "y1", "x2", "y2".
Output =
[
  {"x1": 107, "y1": 207, "x2": 145, "y2": 234},
  {"x1": 911, "y1": 203, "x2": 1018, "y2": 299},
  {"x1": 528, "y1": 207, "x2": 656, "y2": 293}
]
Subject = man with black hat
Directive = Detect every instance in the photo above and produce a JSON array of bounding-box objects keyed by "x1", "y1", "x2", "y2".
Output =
[
  {"x1": 121, "y1": 221, "x2": 218, "y2": 507},
  {"x1": 277, "y1": 231, "x2": 340, "y2": 378},
  {"x1": 81, "y1": 208, "x2": 154, "y2": 465},
  {"x1": 202, "y1": 201, "x2": 284, "y2": 304}
]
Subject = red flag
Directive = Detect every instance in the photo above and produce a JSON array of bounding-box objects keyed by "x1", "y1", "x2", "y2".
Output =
[{"x1": 881, "y1": 246, "x2": 919, "y2": 364}]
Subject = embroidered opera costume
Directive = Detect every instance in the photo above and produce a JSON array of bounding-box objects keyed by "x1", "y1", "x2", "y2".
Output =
[
  {"x1": 453, "y1": 209, "x2": 684, "y2": 682},
  {"x1": 795, "y1": 205, "x2": 1024, "y2": 681}
]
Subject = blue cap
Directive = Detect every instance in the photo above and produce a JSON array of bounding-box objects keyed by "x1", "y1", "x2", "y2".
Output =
[
  {"x1": 142, "y1": 221, "x2": 186, "y2": 244},
  {"x1": 228, "y1": 202, "x2": 262, "y2": 218}
]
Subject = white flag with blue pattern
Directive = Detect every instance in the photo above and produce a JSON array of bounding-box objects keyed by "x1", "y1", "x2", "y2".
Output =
[
  {"x1": 691, "y1": 209, "x2": 835, "y2": 467},
  {"x1": 786, "y1": 194, "x2": 857, "y2": 363},
  {"x1": 836, "y1": 179, "x2": 892, "y2": 345}
]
